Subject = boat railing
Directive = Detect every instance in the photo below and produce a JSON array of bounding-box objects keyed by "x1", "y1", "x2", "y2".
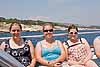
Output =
[{"x1": 0, "y1": 31, "x2": 100, "y2": 40}]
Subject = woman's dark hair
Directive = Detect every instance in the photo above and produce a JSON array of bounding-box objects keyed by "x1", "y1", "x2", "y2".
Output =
[
  {"x1": 42, "y1": 22, "x2": 54, "y2": 31},
  {"x1": 68, "y1": 24, "x2": 78, "y2": 32},
  {"x1": 9, "y1": 22, "x2": 22, "y2": 31}
]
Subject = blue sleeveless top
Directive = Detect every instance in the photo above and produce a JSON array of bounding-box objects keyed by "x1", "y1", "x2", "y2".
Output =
[{"x1": 41, "y1": 41, "x2": 61, "y2": 61}]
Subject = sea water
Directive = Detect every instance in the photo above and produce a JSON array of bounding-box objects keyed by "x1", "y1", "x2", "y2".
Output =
[{"x1": 0, "y1": 30, "x2": 100, "y2": 46}]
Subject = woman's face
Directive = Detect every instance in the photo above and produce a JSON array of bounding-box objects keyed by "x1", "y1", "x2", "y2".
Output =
[
  {"x1": 10, "y1": 24, "x2": 21, "y2": 39},
  {"x1": 43, "y1": 25, "x2": 53, "y2": 39},
  {"x1": 68, "y1": 29, "x2": 78, "y2": 40}
]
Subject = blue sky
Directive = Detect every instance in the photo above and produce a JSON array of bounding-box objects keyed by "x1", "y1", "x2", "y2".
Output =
[{"x1": 0, "y1": 0, "x2": 100, "y2": 26}]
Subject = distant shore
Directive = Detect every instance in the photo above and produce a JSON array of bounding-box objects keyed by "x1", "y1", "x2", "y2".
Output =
[{"x1": 0, "y1": 23, "x2": 100, "y2": 32}]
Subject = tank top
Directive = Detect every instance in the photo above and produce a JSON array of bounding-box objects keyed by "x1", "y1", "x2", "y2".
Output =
[
  {"x1": 4, "y1": 39, "x2": 31, "y2": 67},
  {"x1": 65, "y1": 38, "x2": 88, "y2": 62},
  {"x1": 41, "y1": 40, "x2": 61, "y2": 61}
]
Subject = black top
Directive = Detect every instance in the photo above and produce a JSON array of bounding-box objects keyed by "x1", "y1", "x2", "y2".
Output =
[{"x1": 4, "y1": 39, "x2": 31, "y2": 67}]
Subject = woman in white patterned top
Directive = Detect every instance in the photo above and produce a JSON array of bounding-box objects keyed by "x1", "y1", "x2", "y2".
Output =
[{"x1": 63, "y1": 24, "x2": 98, "y2": 67}]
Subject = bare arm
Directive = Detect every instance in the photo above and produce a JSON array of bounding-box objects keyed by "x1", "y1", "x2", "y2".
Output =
[
  {"x1": 27, "y1": 40, "x2": 36, "y2": 67},
  {"x1": 82, "y1": 38, "x2": 92, "y2": 64},
  {"x1": 93, "y1": 37, "x2": 100, "y2": 57},
  {"x1": 63, "y1": 42, "x2": 68, "y2": 60}
]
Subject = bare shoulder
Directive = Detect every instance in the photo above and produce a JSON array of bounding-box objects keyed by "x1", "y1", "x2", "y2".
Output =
[
  {"x1": 55, "y1": 40, "x2": 63, "y2": 47},
  {"x1": 94, "y1": 36, "x2": 100, "y2": 42},
  {"x1": 26, "y1": 40, "x2": 35, "y2": 50},
  {"x1": 36, "y1": 40, "x2": 44, "y2": 47},
  {"x1": 56, "y1": 40, "x2": 62, "y2": 44},
  {"x1": 80, "y1": 38, "x2": 88, "y2": 43},
  {"x1": 94, "y1": 36, "x2": 100, "y2": 46},
  {"x1": 80, "y1": 38, "x2": 90, "y2": 47},
  {"x1": 63, "y1": 41, "x2": 68, "y2": 48},
  {"x1": 81, "y1": 38, "x2": 87, "y2": 41},
  {"x1": 63, "y1": 43, "x2": 68, "y2": 49},
  {"x1": 27, "y1": 40, "x2": 33, "y2": 46},
  {"x1": 35, "y1": 40, "x2": 43, "y2": 52}
]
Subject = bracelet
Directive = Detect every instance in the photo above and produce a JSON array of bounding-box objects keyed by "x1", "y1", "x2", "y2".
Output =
[
  {"x1": 48, "y1": 61, "x2": 50, "y2": 64},
  {"x1": 48, "y1": 61, "x2": 54, "y2": 67}
]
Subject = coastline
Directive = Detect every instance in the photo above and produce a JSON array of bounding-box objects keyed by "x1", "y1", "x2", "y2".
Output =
[{"x1": 0, "y1": 23, "x2": 100, "y2": 33}]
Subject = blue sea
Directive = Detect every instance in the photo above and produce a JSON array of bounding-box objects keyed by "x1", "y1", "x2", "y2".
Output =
[{"x1": 0, "y1": 30, "x2": 100, "y2": 46}]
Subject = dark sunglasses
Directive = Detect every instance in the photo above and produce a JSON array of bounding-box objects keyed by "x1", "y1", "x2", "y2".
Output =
[
  {"x1": 69, "y1": 32, "x2": 78, "y2": 34},
  {"x1": 43, "y1": 29, "x2": 53, "y2": 32},
  {"x1": 12, "y1": 30, "x2": 20, "y2": 32}
]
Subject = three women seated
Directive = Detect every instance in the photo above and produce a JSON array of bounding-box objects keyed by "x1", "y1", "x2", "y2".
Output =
[{"x1": 0, "y1": 22, "x2": 99, "y2": 67}]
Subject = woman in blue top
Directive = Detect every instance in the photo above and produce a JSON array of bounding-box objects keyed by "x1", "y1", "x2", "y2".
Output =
[
  {"x1": 0, "y1": 22, "x2": 36, "y2": 67},
  {"x1": 35, "y1": 23, "x2": 66, "y2": 67}
]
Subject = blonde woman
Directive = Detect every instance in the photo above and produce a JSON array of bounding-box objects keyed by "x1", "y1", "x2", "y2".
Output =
[{"x1": 35, "y1": 23, "x2": 66, "y2": 67}]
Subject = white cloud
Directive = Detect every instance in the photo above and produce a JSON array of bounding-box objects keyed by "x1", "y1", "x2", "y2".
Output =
[{"x1": 29, "y1": 16, "x2": 52, "y2": 22}]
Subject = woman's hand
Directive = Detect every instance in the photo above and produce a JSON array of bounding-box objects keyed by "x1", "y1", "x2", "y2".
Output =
[
  {"x1": 48, "y1": 61, "x2": 55, "y2": 67},
  {"x1": 0, "y1": 42, "x2": 8, "y2": 50},
  {"x1": 78, "y1": 60, "x2": 85, "y2": 65},
  {"x1": 48, "y1": 61, "x2": 62, "y2": 67},
  {"x1": 27, "y1": 65, "x2": 30, "y2": 67},
  {"x1": 53, "y1": 63, "x2": 61, "y2": 67}
]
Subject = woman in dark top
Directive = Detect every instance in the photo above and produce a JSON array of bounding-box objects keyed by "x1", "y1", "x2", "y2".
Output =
[{"x1": 0, "y1": 22, "x2": 36, "y2": 67}]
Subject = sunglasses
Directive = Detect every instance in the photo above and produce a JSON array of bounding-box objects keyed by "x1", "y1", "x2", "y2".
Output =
[
  {"x1": 12, "y1": 30, "x2": 20, "y2": 32},
  {"x1": 43, "y1": 29, "x2": 53, "y2": 32},
  {"x1": 69, "y1": 32, "x2": 78, "y2": 34}
]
